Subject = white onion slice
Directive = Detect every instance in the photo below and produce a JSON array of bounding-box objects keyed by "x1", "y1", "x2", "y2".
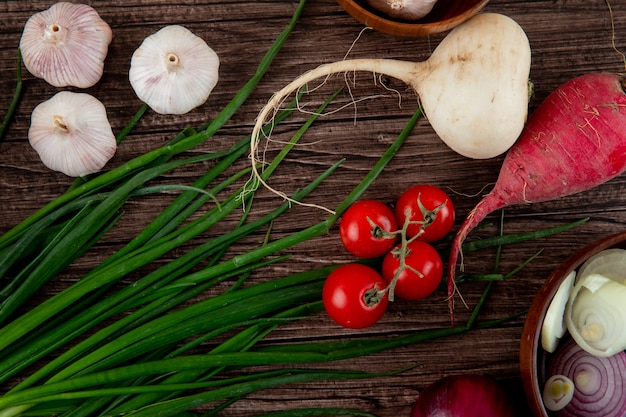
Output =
[
  {"x1": 543, "y1": 374, "x2": 575, "y2": 411},
  {"x1": 565, "y1": 272, "x2": 626, "y2": 357},
  {"x1": 541, "y1": 271, "x2": 576, "y2": 353},
  {"x1": 577, "y1": 248, "x2": 626, "y2": 283}
]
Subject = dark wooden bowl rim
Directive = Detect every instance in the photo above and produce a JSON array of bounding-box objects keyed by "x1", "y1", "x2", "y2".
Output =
[
  {"x1": 336, "y1": 0, "x2": 490, "y2": 36},
  {"x1": 520, "y1": 230, "x2": 626, "y2": 417}
]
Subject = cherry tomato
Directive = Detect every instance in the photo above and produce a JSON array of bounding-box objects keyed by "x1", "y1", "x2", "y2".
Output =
[
  {"x1": 381, "y1": 240, "x2": 443, "y2": 301},
  {"x1": 395, "y1": 184, "x2": 455, "y2": 242},
  {"x1": 339, "y1": 200, "x2": 398, "y2": 258},
  {"x1": 322, "y1": 264, "x2": 389, "y2": 329}
]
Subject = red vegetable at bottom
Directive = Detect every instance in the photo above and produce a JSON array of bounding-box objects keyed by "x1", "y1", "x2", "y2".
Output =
[{"x1": 410, "y1": 374, "x2": 515, "y2": 417}]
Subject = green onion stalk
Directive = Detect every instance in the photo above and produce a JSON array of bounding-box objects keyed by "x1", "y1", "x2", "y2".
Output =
[{"x1": 0, "y1": 50, "x2": 22, "y2": 143}]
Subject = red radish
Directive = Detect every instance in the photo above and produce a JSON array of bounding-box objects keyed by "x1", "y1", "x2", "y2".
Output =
[{"x1": 448, "y1": 72, "x2": 626, "y2": 322}]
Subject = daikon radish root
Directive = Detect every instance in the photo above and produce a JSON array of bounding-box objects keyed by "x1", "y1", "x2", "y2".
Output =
[
  {"x1": 249, "y1": 13, "x2": 531, "y2": 206},
  {"x1": 448, "y1": 72, "x2": 626, "y2": 322}
]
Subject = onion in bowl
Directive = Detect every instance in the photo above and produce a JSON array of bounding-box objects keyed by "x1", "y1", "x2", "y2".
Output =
[
  {"x1": 563, "y1": 248, "x2": 626, "y2": 357},
  {"x1": 541, "y1": 337, "x2": 626, "y2": 417}
]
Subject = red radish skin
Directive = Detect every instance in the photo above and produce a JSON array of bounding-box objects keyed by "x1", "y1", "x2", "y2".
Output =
[{"x1": 448, "y1": 72, "x2": 626, "y2": 322}]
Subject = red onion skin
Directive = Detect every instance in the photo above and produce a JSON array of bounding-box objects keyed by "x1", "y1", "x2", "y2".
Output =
[{"x1": 410, "y1": 374, "x2": 516, "y2": 417}]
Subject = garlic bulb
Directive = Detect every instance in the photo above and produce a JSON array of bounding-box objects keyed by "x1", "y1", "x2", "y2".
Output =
[
  {"x1": 366, "y1": 0, "x2": 438, "y2": 21},
  {"x1": 129, "y1": 25, "x2": 220, "y2": 115},
  {"x1": 29, "y1": 91, "x2": 117, "y2": 177},
  {"x1": 19, "y1": 2, "x2": 112, "y2": 88}
]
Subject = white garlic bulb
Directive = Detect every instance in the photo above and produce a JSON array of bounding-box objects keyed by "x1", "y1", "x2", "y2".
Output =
[
  {"x1": 29, "y1": 91, "x2": 117, "y2": 177},
  {"x1": 129, "y1": 25, "x2": 220, "y2": 115},
  {"x1": 19, "y1": 2, "x2": 112, "y2": 88},
  {"x1": 366, "y1": 0, "x2": 438, "y2": 21}
]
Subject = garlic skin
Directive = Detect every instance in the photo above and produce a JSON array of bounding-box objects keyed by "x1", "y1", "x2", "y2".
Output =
[
  {"x1": 29, "y1": 91, "x2": 117, "y2": 177},
  {"x1": 19, "y1": 2, "x2": 113, "y2": 88},
  {"x1": 366, "y1": 0, "x2": 438, "y2": 20},
  {"x1": 129, "y1": 25, "x2": 220, "y2": 115}
]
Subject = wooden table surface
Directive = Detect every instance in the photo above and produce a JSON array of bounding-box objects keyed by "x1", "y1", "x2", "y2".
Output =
[{"x1": 1, "y1": 1, "x2": 626, "y2": 416}]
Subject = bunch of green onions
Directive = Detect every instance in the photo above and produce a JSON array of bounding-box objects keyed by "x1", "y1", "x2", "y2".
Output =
[{"x1": 0, "y1": 1, "x2": 588, "y2": 416}]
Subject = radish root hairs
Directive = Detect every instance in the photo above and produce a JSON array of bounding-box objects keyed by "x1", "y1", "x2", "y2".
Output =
[
  {"x1": 605, "y1": 0, "x2": 626, "y2": 71},
  {"x1": 247, "y1": 13, "x2": 532, "y2": 209},
  {"x1": 248, "y1": 58, "x2": 418, "y2": 213},
  {"x1": 447, "y1": 72, "x2": 626, "y2": 324}
]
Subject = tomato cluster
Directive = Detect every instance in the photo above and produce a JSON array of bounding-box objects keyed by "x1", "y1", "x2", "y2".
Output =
[{"x1": 323, "y1": 184, "x2": 455, "y2": 329}]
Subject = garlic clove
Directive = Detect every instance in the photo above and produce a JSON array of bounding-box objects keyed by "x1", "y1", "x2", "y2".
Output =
[
  {"x1": 29, "y1": 91, "x2": 117, "y2": 177},
  {"x1": 129, "y1": 25, "x2": 220, "y2": 115},
  {"x1": 19, "y1": 2, "x2": 113, "y2": 88},
  {"x1": 366, "y1": 0, "x2": 438, "y2": 21}
]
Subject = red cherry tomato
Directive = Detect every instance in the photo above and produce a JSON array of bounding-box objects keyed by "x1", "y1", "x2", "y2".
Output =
[
  {"x1": 339, "y1": 200, "x2": 398, "y2": 258},
  {"x1": 381, "y1": 240, "x2": 443, "y2": 301},
  {"x1": 395, "y1": 184, "x2": 455, "y2": 242},
  {"x1": 322, "y1": 264, "x2": 389, "y2": 329}
]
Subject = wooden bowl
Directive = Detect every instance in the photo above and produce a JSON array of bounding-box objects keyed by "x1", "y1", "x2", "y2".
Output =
[
  {"x1": 519, "y1": 230, "x2": 626, "y2": 417},
  {"x1": 337, "y1": 0, "x2": 490, "y2": 37}
]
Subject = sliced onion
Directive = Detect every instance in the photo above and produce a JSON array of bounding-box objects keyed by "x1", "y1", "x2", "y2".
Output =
[
  {"x1": 565, "y1": 272, "x2": 626, "y2": 357},
  {"x1": 543, "y1": 374, "x2": 575, "y2": 411},
  {"x1": 577, "y1": 248, "x2": 626, "y2": 283},
  {"x1": 542, "y1": 270, "x2": 576, "y2": 353},
  {"x1": 543, "y1": 337, "x2": 626, "y2": 417}
]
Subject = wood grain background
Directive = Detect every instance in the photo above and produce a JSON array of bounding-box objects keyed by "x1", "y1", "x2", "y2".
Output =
[{"x1": 1, "y1": 0, "x2": 626, "y2": 415}]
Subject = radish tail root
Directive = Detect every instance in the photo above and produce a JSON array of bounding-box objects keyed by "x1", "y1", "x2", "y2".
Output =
[
  {"x1": 447, "y1": 193, "x2": 503, "y2": 324},
  {"x1": 247, "y1": 58, "x2": 418, "y2": 211}
]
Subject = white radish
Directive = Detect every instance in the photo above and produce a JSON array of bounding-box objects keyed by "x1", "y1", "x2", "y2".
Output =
[{"x1": 249, "y1": 13, "x2": 531, "y2": 202}]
